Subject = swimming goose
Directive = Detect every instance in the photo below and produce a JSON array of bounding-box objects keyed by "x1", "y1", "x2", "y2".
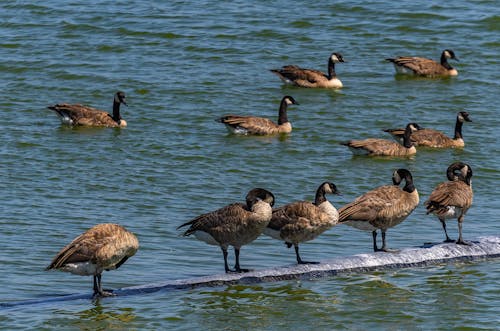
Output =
[
  {"x1": 385, "y1": 112, "x2": 472, "y2": 148},
  {"x1": 338, "y1": 169, "x2": 419, "y2": 252},
  {"x1": 341, "y1": 123, "x2": 421, "y2": 157},
  {"x1": 217, "y1": 96, "x2": 298, "y2": 135},
  {"x1": 264, "y1": 182, "x2": 340, "y2": 264},
  {"x1": 46, "y1": 223, "x2": 139, "y2": 297},
  {"x1": 178, "y1": 188, "x2": 275, "y2": 273},
  {"x1": 270, "y1": 52, "x2": 344, "y2": 88},
  {"x1": 386, "y1": 49, "x2": 459, "y2": 77},
  {"x1": 425, "y1": 162, "x2": 473, "y2": 245},
  {"x1": 48, "y1": 91, "x2": 127, "y2": 127}
]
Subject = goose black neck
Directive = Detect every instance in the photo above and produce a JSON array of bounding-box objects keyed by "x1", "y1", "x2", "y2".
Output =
[
  {"x1": 441, "y1": 53, "x2": 453, "y2": 70},
  {"x1": 327, "y1": 58, "x2": 336, "y2": 79},
  {"x1": 314, "y1": 186, "x2": 327, "y2": 205},
  {"x1": 454, "y1": 117, "x2": 464, "y2": 139},
  {"x1": 277, "y1": 99, "x2": 289, "y2": 125},
  {"x1": 402, "y1": 126, "x2": 414, "y2": 148},
  {"x1": 401, "y1": 173, "x2": 416, "y2": 193},
  {"x1": 112, "y1": 100, "x2": 122, "y2": 123}
]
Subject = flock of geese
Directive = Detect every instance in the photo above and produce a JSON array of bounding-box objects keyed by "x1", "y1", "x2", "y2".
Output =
[{"x1": 44, "y1": 49, "x2": 474, "y2": 298}]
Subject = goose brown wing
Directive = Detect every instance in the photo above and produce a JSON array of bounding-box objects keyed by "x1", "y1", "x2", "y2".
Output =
[
  {"x1": 178, "y1": 203, "x2": 248, "y2": 236},
  {"x1": 275, "y1": 65, "x2": 327, "y2": 84},
  {"x1": 392, "y1": 57, "x2": 446, "y2": 75},
  {"x1": 426, "y1": 181, "x2": 472, "y2": 210},
  {"x1": 338, "y1": 186, "x2": 401, "y2": 222},
  {"x1": 411, "y1": 129, "x2": 452, "y2": 147},
  {"x1": 48, "y1": 103, "x2": 113, "y2": 125},
  {"x1": 271, "y1": 202, "x2": 325, "y2": 228},
  {"x1": 346, "y1": 138, "x2": 403, "y2": 154},
  {"x1": 220, "y1": 115, "x2": 278, "y2": 134},
  {"x1": 47, "y1": 231, "x2": 101, "y2": 269}
]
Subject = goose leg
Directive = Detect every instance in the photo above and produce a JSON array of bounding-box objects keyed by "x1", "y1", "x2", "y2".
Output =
[
  {"x1": 221, "y1": 247, "x2": 234, "y2": 273},
  {"x1": 372, "y1": 231, "x2": 379, "y2": 252},
  {"x1": 455, "y1": 214, "x2": 469, "y2": 245},
  {"x1": 233, "y1": 248, "x2": 250, "y2": 273},
  {"x1": 379, "y1": 230, "x2": 398, "y2": 253},
  {"x1": 93, "y1": 274, "x2": 114, "y2": 297},
  {"x1": 440, "y1": 218, "x2": 454, "y2": 243},
  {"x1": 294, "y1": 244, "x2": 319, "y2": 265}
]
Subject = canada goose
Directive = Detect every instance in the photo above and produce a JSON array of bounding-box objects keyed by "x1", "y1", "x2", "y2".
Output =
[
  {"x1": 386, "y1": 49, "x2": 459, "y2": 77},
  {"x1": 177, "y1": 188, "x2": 275, "y2": 273},
  {"x1": 217, "y1": 96, "x2": 299, "y2": 135},
  {"x1": 384, "y1": 112, "x2": 472, "y2": 148},
  {"x1": 48, "y1": 91, "x2": 127, "y2": 127},
  {"x1": 270, "y1": 52, "x2": 345, "y2": 88},
  {"x1": 338, "y1": 169, "x2": 419, "y2": 252},
  {"x1": 425, "y1": 162, "x2": 473, "y2": 245},
  {"x1": 264, "y1": 182, "x2": 340, "y2": 264},
  {"x1": 341, "y1": 123, "x2": 421, "y2": 157},
  {"x1": 46, "y1": 223, "x2": 139, "y2": 297}
]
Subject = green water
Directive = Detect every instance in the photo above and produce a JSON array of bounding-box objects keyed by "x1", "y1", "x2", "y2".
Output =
[{"x1": 1, "y1": 1, "x2": 499, "y2": 329}]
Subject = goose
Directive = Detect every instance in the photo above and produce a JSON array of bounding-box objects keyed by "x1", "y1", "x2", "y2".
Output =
[
  {"x1": 270, "y1": 52, "x2": 344, "y2": 88},
  {"x1": 217, "y1": 96, "x2": 298, "y2": 135},
  {"x1": 386, "y1": 49, "x2": 459, "y2": 77},
  {"x1": 341, "y1": 123, "x2": 421, "y2": 157},
  {"x1": 338, "y1": 169, "x2": 419, "y2": 252},
  {"x1": 384, "y1": 112, "x2": 472, "y2": 148},
  {"x1": 48, "y1": 91, "x2": 127, "y2": 127},
  {"x1": 425, "y1": 162, "x2": 473, "y2": 245},
  {"x1": 46, "y1": 223, "x2": 139, "y2": 297},
  {"x1": 264, "y1": 182, "x2": 340, "y2": 264},
  {"x1": 177, "y1": 188, "x2": 275, "y2": 273}
]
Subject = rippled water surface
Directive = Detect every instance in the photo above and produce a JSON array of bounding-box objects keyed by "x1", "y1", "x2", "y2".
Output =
[{"x1": 1, "y1": 1, "x2": 499, "y2": 329}]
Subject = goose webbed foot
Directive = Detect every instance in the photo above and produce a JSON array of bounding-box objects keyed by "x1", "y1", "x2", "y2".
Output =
[
  {"x1": 456, "y1": 239, "x2": 470, "y2": 246},
  {"x1": 93, "y1": 289, "x2": 115, "y2": 298},
  {"x1": 226, "y1": 267, "x2": 251, "y2": 273},
  {"x1": 376, "y1": 247, "x2": 399, "y2": 253},
  {"x1": 443, "y1": 237, "x2": 455, "y2": 243},
  {"x1": 298, "y1": 260, "x2": 320, "y2": 265}
]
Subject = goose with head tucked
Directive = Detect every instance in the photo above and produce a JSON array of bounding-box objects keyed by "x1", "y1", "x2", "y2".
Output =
[
  {"x1": 386, "y1": 49, "x2": 459, "y2": 77},
  {"x1": 264, "y1": 182, "x2": 341, "y2": 264},
  {"x1": 384, "y1": 112, "x2": 472, "y2": 148},
  {"x1": 48, "y1": 91, "x2": 127, "y2": 127},
  {"x1": 270, "y1": 52, "x2": 345, "y2": 88},
  {"x1": 217, "y1": 96, "x2": 298, "y2": 135},
  {"x1": 178, "y1": 188, "x2": 275, "y2": 273},
  {"x1": 341, "y1": 123, "x2": 421, "y2": 157},
  {"x1": 425, "y1": 162, "x2": 473, "y2": 245},
  {"x1": 338, "y1": 169, "x2": 419, "y2": 252},
  {"x1": 46, "y1": 223, "x2": 139, "y2": 297}
]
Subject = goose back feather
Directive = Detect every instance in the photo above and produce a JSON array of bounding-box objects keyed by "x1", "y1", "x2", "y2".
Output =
[
  {"x1": 386, "y1": 49, "x2": 459, "y2": 77},
  {"x1": 342, "y1": 123, "x2": 421, "y2": 156},
  {"x1": 46, "y1": 223, "x2": 139, "y2": 296},
  {"x1": 270, "y1": 52, "x2": 344, "y2": 88},
  {"x1": 178, "y1": 188, "x2": 275, "y2": 273},
  {"x1": 265, "y1": 182, "x2": 340, "y2": 264},
  {"x1": 425, "y1": 162, "x2": 473, "y2": 244},
  {"x1": 338, "y1": 169, "x2": 419, "y2": 251},
  {"x1": 48, "y1": 91, "x2": 127, "y2": 127},
  {"x1": 218, "y1": 96, "x2": 298, "y2": 135}
]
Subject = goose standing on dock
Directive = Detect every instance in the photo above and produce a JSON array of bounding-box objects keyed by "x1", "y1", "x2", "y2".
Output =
[
  {"x1": 46, "y1": 223, "x2": 139, "y2": 297},
  {"x1": 338, "y1": 169, "x2": 419, "y2": 252},
  {"x1": 270, "y1": 52, "x2": 345, "y2": 88},
  {"x1": 178, "y1": 188, "x2": 275, "y2": 273},
  {"x1": 217, "y1": 96, "x2": 298, "y2": 135},
  {"x1": 384, "y1": 112, "x2": 472, "y2": 148},
  {"x1": 264, "y1": 182, "x2": 341, "y2": 264},
  {"x1": 48, "y1": 91, "x2": 128, "y2": 127},
  {"x1": 425, "y1": 162, "x2": 473, "y2": 245},
  {"x1": 386, "y1": 49, "x2": 459, "y2": 77},
  {"x1": 341, "y1": 123, "x2": 421, "y2": 157}
]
